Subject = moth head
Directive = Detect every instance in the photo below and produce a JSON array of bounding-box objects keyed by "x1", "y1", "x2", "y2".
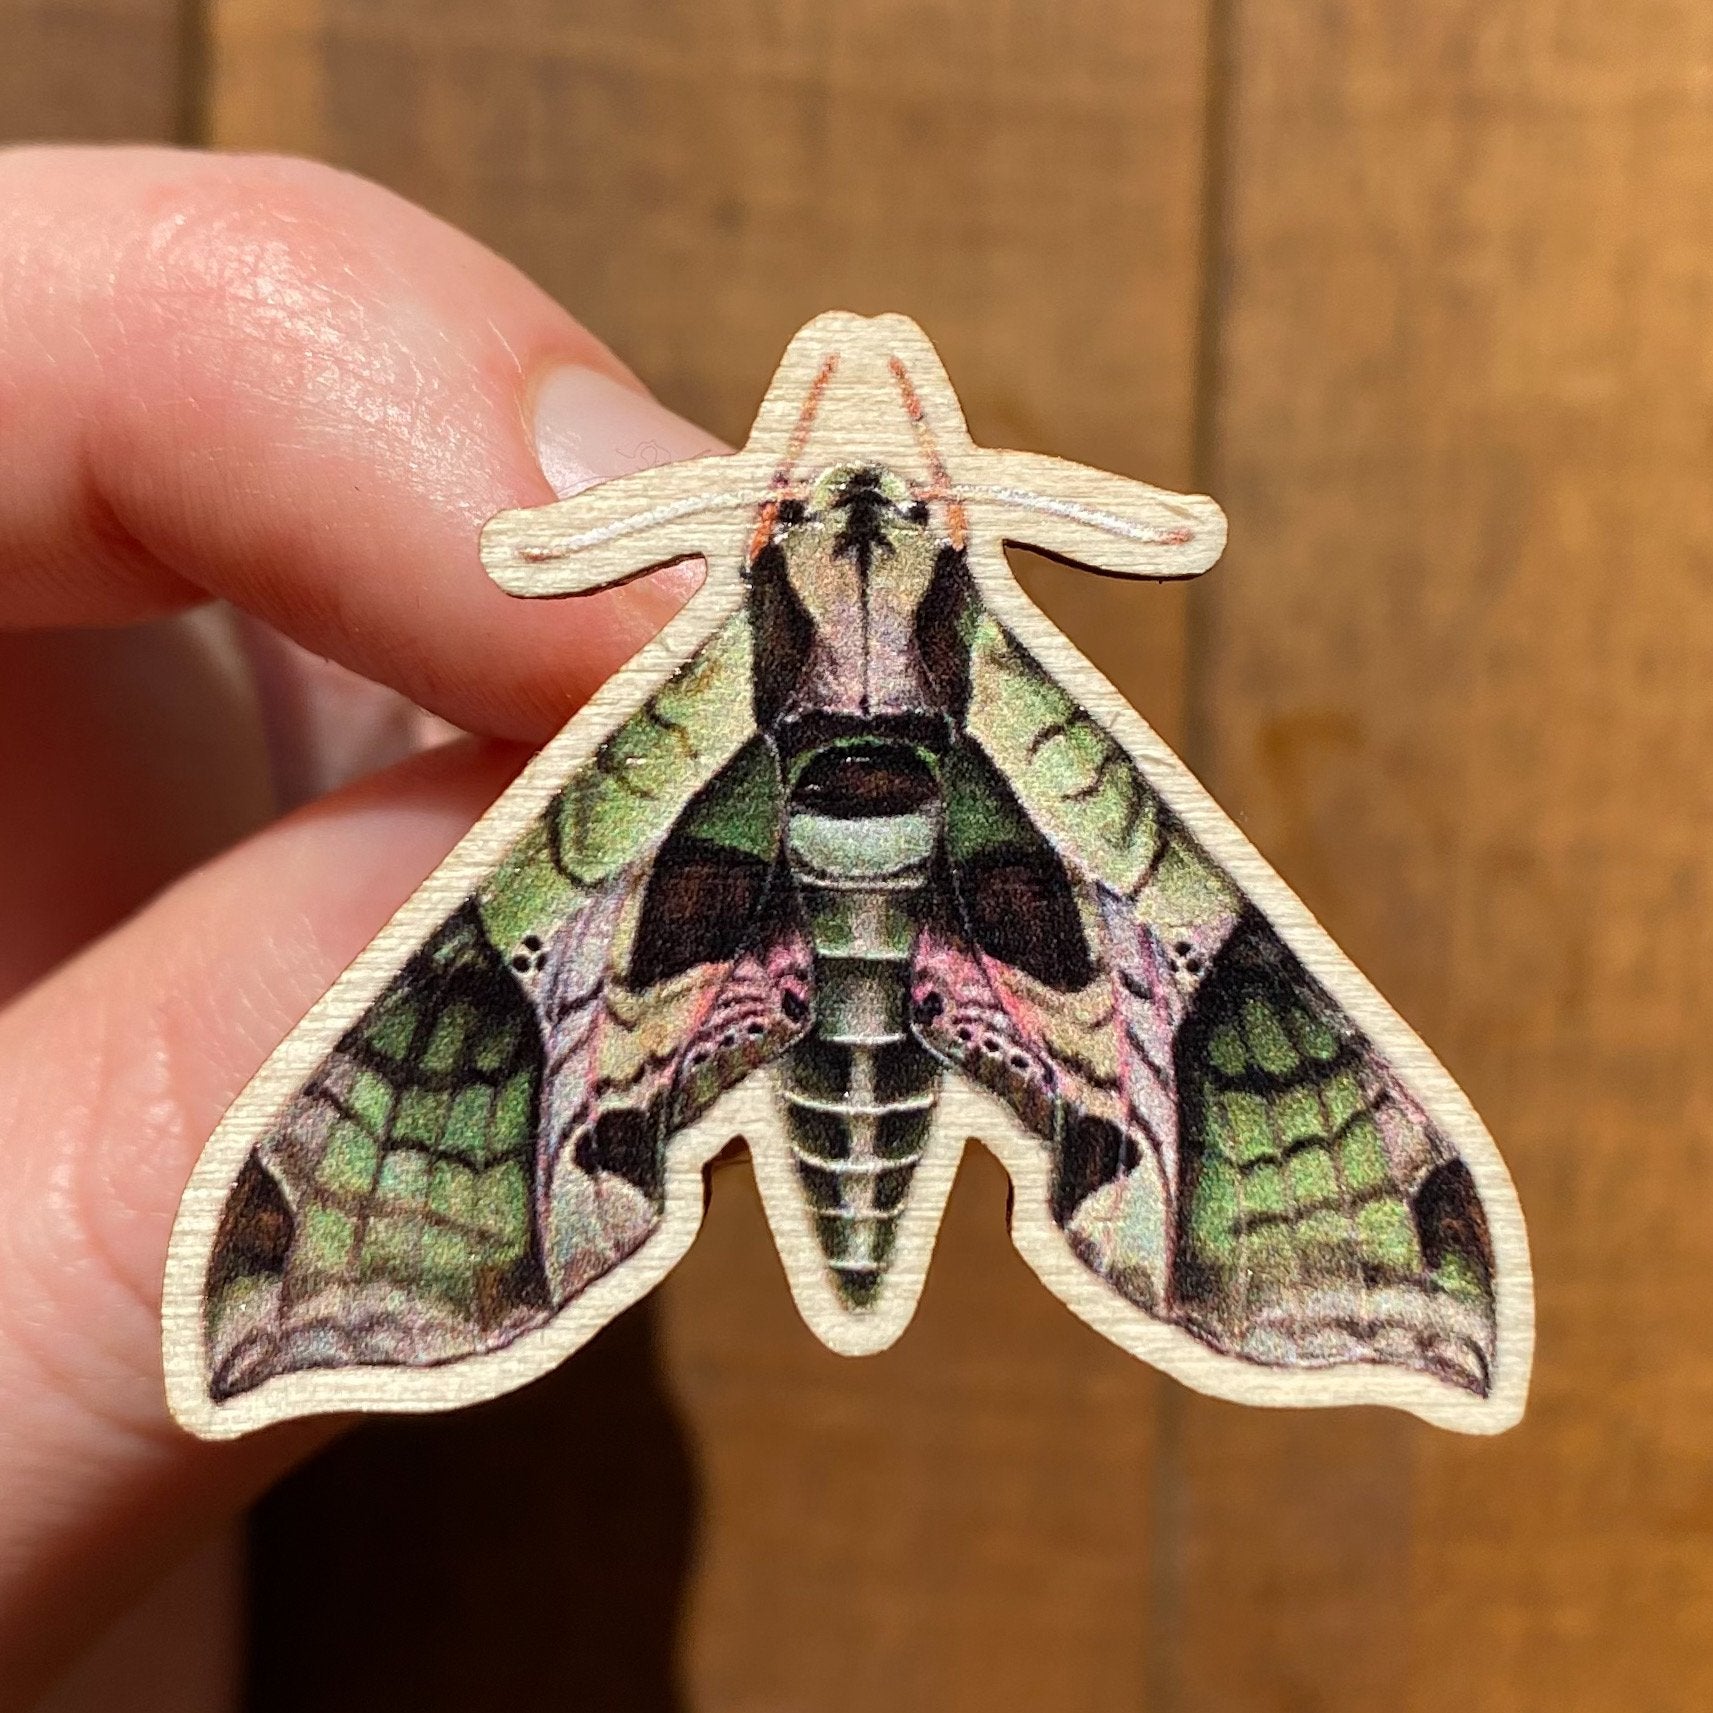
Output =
[
  {"x1": 801, "y1": 462, "x2": 923, "y2": 519},
  {"x1": 767, "y1": 462, "x2": 940, "y2": 621}
]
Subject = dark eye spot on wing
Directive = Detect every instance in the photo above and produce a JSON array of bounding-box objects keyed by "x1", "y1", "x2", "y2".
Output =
[
  {"x1": 940, "y1": 738, "x2": 1093, "y2": 990},
  {"x1": 206, "y1": 1154, "x2": 294, "y2": 1301},
  {"x1": 1414, "y1": 1158, "x2": 1495, "y2": 1294},
  {"x1": 630, "y1": 838, "x2": 771, "y2": 986}
]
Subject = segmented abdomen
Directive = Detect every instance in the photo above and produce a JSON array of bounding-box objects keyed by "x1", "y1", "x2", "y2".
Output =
[{"x1": 781, "y1": 799, "x2": 941, "y2": 1308}]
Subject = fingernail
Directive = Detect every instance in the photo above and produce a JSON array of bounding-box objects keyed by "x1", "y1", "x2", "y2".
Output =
[{"x1": 532, "y1": 366, "x2": 725, "y2": 499}]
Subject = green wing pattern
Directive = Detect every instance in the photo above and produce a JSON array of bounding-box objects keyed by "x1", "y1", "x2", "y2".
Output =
[
  {"x1": 207, "y1": 908, "x2": 547, "y2": 1398},
  {"x1": 204, "y1": 616, "x2": 792, "y2": 1400},
  {"x1": 939, "y1": 599, "x2": 1500, "y2": 1396},
  {"x1": 1170, "y1": 917, "x2": 1494, "y2": 1392}
]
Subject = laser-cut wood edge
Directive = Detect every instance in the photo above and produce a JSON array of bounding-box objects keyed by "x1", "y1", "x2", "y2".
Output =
[{"x1": 162, "y1": 311, "x2": 1532, "y2": 1440}]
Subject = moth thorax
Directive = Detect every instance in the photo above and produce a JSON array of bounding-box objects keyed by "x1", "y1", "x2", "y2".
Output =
[
  {"x1": 792, "y1": 608, "x2": 937, "y2": 719},
  {"x1": 780, "y1": 464, "x2": 943, "y2": 719}
]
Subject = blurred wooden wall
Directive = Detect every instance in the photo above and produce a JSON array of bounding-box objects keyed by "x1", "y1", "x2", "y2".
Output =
[{"x1": 9, "y1": 1, "x2": 1713, "y2": 1708}]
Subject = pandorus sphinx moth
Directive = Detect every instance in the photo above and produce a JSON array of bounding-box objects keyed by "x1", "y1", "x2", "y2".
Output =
[{"x1": 163, "y1": 312, "x2": 1532, "y2": 1438}]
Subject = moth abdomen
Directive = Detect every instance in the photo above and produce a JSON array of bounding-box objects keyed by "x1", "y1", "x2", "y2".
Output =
[
  {"x1": 779, "y1": 1029, "x2": 939, "y2": 1308},
  {"x1": 780, "y1": 747, "x2": 943, "y2": 1307}
]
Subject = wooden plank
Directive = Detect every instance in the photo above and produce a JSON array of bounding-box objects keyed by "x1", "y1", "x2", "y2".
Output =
[
  {"x1": 0, "y1": 0, "x2": 193, "y2": 143},
  {"x1": 208, "y1": 2, "x2": 1215, "y2": 1706},
  {"x1": 1169, "y1": 3, "x2": 1713, "y2": 1707}
]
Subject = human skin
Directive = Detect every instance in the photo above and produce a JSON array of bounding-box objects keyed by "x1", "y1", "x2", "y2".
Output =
[{"x1": 0, "y1": 146, "x2": 718, "y2": 1706}]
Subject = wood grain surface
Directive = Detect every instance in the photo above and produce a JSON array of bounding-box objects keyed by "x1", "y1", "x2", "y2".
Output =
[
  {"x1": 12, "y1": 1, "x2": 1713, "y2": 1707},
  {"x1": 0, "y1": 0, "x2": 196, "y2": 144}
]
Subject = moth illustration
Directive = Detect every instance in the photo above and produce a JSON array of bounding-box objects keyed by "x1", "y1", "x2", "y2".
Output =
[{"x1": 164, "y1": 312, "x2": 1532, "y2": 1438}]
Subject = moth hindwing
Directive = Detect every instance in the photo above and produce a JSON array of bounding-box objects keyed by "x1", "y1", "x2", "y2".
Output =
[{"x1": 164, "y1": 311, "x2": 1532, "y2": 1438}]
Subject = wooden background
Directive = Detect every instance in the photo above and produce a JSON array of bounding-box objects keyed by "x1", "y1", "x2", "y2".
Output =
[{"x1": 9, "y1": 1, "x2": 1713, "y2": 1707}]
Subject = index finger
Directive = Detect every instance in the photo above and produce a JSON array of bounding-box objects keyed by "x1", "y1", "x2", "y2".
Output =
[{"x1": 0, "y1": 146, "x2": 720, "y2": 742}]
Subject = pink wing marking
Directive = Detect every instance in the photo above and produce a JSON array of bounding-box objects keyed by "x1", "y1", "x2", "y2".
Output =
[
  {"x1": 910, "y1": 899, "x2": 1242, "y2": 1270},
  {"x1": 909, "y1": 924, "x2": 1061, "y2": 1134},
  {"x1": 668, "y1": 932, "x2": 815, "y2": 1126},
  {"x1": 528, "y1": 875, "x2": 813, "y2": 1302}
]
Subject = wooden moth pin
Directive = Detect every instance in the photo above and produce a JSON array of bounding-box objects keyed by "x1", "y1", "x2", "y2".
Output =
[{"x1": 164, "y1": 312, "x2": 1533, "y2": 1438}]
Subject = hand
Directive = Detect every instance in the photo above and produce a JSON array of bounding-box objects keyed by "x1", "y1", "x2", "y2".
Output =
[{"x1": 0, "y1": 146, "x2": 716, "y2": 1705}]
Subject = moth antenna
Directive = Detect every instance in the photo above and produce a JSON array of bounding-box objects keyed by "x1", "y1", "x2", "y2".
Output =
[
  {"x1": 748, "y1": 352, "x2": 839, "y2": 560},
  {"x1": 889, "y1": 355, "x2": 967, "y2": 549}
]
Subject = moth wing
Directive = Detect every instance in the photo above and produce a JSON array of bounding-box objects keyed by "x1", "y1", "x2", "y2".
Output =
[
  {"x1": 1159, "y1": 910, "x2": 1496, "y2": 1391},
  {"x1": 206, "y1": 899, "x2": 560, "y2": 1402},
  {"x1": 188, "y1": 619, "x2": 812, "y2": 1414},
  {"x1": 918, "y1": 592, "x2": 1522, "y2": 1416},
  {"x1": 528, "y1": 742, "x2": 813, "y2": 1307}
]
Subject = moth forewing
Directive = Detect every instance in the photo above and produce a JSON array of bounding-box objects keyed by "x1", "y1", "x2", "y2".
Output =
[
  {"x1": 978, "y1": 1080, "x2": 1522, "y2": 1435},
  {"x1": 162, "y1": 558, "x2": 758, "y2": 1439},
  {"x1": 169, "y1": 1082, "x2": 771, "y2": 1440},
  {"x1": 947, "y1": 537, "x2": 1531, "y2": 1434}
]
